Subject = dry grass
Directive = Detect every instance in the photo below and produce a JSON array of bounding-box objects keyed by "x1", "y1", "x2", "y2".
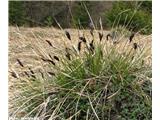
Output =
[{"x1": 9, "y1": 26, "x2": 151, "y2": 75}]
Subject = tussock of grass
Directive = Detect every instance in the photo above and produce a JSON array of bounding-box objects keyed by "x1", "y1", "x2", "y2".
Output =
[
  {"x1": 9, "y1": 3, "x2": 151, "y2": 119},
  {"x1": 10, "y1": 31, "x2": 151, "y2": 119}
]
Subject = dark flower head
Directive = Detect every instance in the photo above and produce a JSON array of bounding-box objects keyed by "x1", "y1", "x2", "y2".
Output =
[
  {"x1": 79, "y1": 37, "x2": 86, "y2": 43},
  {"x1": 98, "y1": 32, "x2": 103, "y2": 41},
  {"x1": 65, "y1": 31, "x2": 71, "y2": 40},
  {"x1": 133, "y1": 43, "x2": 138, "y2": 50},
  {"x1": 46, "y1": 40, "x2": 53, "y2": 47}
]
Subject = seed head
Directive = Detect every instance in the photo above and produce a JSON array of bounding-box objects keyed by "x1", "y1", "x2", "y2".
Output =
[
  {"x1": 79, "y1": 37, "x2": 86, "y2": 43},
  {"x1": 106, "y1": 33, "x2": 111, "y2": 41},
  {"x1": 38, "y1": 69, "x2": 44, "y2": 78},
  {"x1": 17, "y1": 59, "x2": 24, "y2": 67},
  {"x1": 98, "y1": 32, "x2": 103, "y2": 41},
  {"x1": 48, "y1": 72, "x2": 55, "y2": 76},
  {"x1": 10, "y1": 71, "x2": 19, "y2": 79},
  {"x1": 142, "y1": 59, "x2": 144, "y2": 65},
  {"x1": 90, "y1": 29, "x2": 94, "y2": 37},
  {"x1": 49, "y1": 54, "x2": 53, "y2": 60},
  {"x1": 28, "y1": 68, "x2": 36, "y2": 79},
  {"x1": 65, "y1": 48, "x2": 71, "y2": 60},
  {"x1": 48, "y1": 60, "x2": 56, "y2": 65},
  {"x1": 129, "y1": 33, "x2": 135, "y2": 43},
  {"x1": 29, "y1": 68, "x2": 35, "y2": 74},
  {"x1": 66, "y1": 53, "x2": 71, "y2": 60},
  {"x1": 78, "y1": 41, "x2": 82, "y2": 52},
  {"x1": 54, "y1": 56, "x2": 60, "y2": 61},
  {"x1": 133, "y1": 43, "x2": 138, "y2": 50},
  {"x1": 31, "y1": 74, "x2": 36, "y2": 79},
  {"x1": 24, "y1": 71, "x2": 30, "y2": 77},
  {"x1": 89, "y1": 40, "x2": 94, "y2": 53},
  {"x1": 41, "y1": 58, "x2": 55, "y2": 65},
  {"x1": 90, "y1": 40, "x2": 94, "y2": 48},
  {"x1": 65, "y1": 31, "x2": 71, "y2": 40},
  {"x1": 46, "y1": 40, "x2": 53, "y2": 47},
  {"x1": 41, "y1": 57, "x2": 48, "y2": 62}
]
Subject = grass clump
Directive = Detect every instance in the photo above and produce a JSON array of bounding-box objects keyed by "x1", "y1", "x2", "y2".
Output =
[
  {"x1": 10, "y1": 28, "x2": 151, "y2": 119},
  {"x1": 9, "y1": 3, "x2": 151, "y2": 119}
]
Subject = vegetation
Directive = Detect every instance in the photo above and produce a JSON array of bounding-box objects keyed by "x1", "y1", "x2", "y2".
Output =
[
  {"x1": 10, "y1": 26, "x2": 151, "y2": 120},
  {"x1": 9, "y1": 1, "x2": 152, "y2": 35},
  {"x1": 104, "y1": 1, "x2": 152, "y2": 34},
  {"x1": 9, "y1": 1, "x2": 152, "y2": 119},
  {"x1": 44, "y1": 16, "x2": 54, "y2": 27},
  {"x1": 9, "y1": 1, "x2": 26, "y2": 26},
  {"x1": 72, "y1": 1, "x2": 91, "y2": 28}
]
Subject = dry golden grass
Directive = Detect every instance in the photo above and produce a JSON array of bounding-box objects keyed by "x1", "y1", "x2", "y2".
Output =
[{"x1": 9, "y1": 26, "x2": 151, "y2": 73}]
